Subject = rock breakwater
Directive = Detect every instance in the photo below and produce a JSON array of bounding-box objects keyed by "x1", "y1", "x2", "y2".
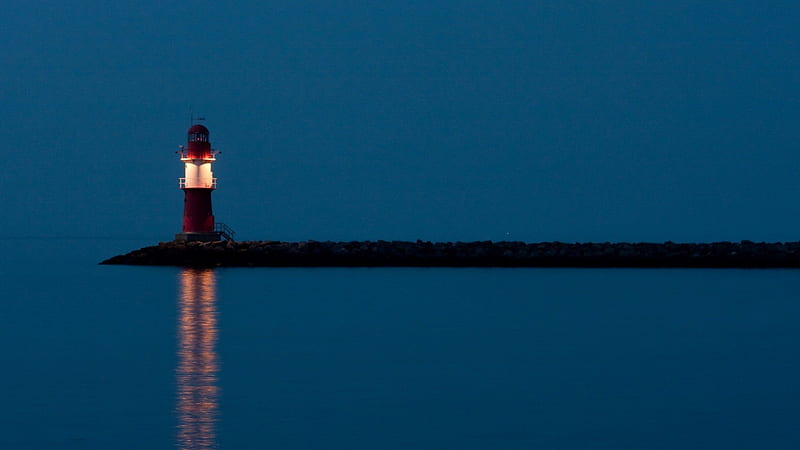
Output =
[{"x1": 101, "y1": 240, "x2": 800, "y2": 268}]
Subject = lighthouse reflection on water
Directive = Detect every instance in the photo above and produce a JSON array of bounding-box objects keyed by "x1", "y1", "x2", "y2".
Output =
[{"x1": 176, "y1": 268, "x2": 219, "y2": 449}]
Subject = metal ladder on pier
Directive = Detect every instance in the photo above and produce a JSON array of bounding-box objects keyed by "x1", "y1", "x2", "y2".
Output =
[{"x1": 215, "y1": 222, "x2": 236, "y2": 241}]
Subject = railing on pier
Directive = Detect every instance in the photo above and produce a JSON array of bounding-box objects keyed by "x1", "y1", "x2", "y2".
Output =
[
  {"x1": 179, "y1": 177, "x2": 217, "y2": 189},
  {"x1": 215, "y1": 223, "x2": 235, "y2": 241}
]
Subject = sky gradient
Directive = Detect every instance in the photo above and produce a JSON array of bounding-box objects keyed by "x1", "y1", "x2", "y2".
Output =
[{"x1": 2, "y1": 1, "x2": 799, "y2": 242}]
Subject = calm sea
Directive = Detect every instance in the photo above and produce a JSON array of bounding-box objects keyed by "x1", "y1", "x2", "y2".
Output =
[{"x1": 1, "y1": 238, "x2": 799, "y2": 449}]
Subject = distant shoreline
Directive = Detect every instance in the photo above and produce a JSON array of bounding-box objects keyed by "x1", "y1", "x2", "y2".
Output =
[{"x1": 100, "y1": 240, "x2": 800, "y2": 268}]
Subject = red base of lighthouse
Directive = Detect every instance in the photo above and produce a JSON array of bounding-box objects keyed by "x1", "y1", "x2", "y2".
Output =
[
  {"x1": 182, "y1": 188, "x2": 215, "y2": 233},
  {"x1": 176, "y1": 189, "x2": 221, "y2": 242}
]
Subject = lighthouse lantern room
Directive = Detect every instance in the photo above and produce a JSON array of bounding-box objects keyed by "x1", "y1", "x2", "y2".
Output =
[{"x1": 174, "y1": 124, "x2": 229, "y2": 242}]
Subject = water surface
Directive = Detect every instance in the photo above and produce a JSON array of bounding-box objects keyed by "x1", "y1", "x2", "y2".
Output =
[{"x1": 1, "y1": 238, "x2": 799, "y2": 448}]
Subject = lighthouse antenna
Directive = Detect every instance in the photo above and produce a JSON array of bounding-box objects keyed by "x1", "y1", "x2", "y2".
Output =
[{"x1": 189, "y1": 112, "x2": 206, "y2": 125}]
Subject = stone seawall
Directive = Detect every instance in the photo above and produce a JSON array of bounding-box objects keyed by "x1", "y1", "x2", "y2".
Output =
[{"x1": 101, "y1": 240, "x2": 800, "y2": 268}]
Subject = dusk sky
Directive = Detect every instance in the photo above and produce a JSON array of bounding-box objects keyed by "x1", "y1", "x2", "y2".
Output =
[{"x1": 2, "y1": 1, "x2": 799, "y2": 243}]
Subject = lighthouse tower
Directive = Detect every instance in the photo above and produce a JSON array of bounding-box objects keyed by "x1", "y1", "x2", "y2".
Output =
[{"x1": 174, "y1": 124, "x2": 224, "y2": 242}]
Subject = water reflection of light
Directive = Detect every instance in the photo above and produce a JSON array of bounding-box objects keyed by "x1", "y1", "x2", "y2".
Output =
[{"x1": 177, "y1": 268, "x2": 219, "y2": 449}]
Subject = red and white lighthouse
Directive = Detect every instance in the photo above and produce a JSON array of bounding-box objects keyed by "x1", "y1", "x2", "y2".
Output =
[{"x1": 175, "y1": 124, "x2": 230, "y2": 242}]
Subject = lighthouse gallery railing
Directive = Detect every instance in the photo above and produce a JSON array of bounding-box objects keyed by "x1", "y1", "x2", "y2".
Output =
[{"x1": 179, "y1": 178, "x2": 217, "y2": 189}]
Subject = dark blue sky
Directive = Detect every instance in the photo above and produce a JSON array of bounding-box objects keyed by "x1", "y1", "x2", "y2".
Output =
[{"x1": 2, "y1": 1, "x2": 799, "y2": 242}]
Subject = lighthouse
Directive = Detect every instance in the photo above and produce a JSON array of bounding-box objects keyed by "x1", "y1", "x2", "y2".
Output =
[{"x1": 175, "y1": 124, "x2": 233, "y2": 242}]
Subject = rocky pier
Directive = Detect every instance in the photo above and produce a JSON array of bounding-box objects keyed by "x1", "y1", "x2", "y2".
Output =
[{"x1": 100, "y1": 240, "x2": 800, "y2": 268}]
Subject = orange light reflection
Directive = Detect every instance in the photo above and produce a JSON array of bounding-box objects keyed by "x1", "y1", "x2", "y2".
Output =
[{"x1": 176, "y1": 268, "x2": 219, "y2": 449}]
